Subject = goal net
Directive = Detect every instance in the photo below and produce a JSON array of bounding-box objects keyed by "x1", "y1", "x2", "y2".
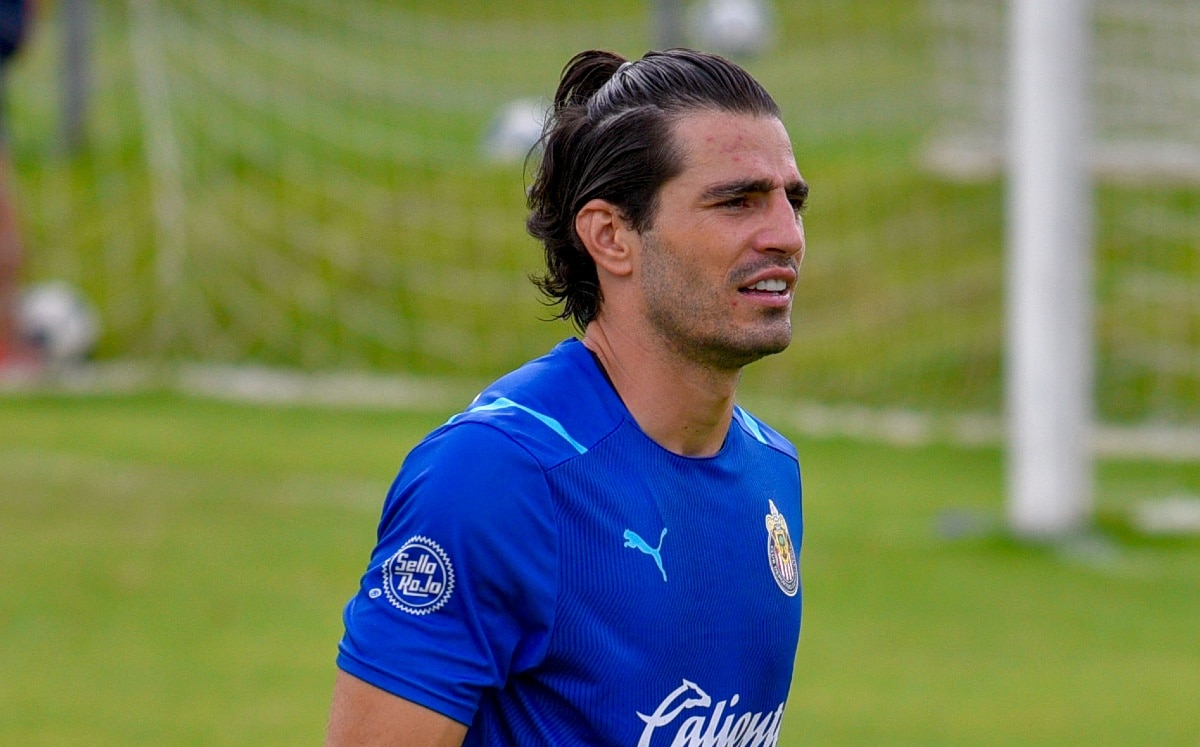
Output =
[
  {"x1": 7, "y1": 0, "x2": 1198, "y2": 432},
  {"x1": 927, "y1": 0, "x2": 1200, "y2": 426}
]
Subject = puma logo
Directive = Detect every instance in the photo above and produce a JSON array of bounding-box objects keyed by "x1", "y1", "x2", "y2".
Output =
[{"x1": 623, "y1": 528, "x2": 668, "y2": 582}]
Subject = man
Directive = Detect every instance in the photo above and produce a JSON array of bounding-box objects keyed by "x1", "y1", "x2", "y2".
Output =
[{"x1": 328, "y1": 48, "x2": 808, "y2": 746}]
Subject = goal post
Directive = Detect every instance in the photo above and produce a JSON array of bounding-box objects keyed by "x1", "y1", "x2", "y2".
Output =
[{"x1": 1006, "y1": 0, "x2": 1094, "y2": 537}]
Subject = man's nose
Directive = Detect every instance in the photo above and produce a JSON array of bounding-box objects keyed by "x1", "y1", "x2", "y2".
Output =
[{"x1": 757, "y1": 193, "x2": 805, "y2": 258}]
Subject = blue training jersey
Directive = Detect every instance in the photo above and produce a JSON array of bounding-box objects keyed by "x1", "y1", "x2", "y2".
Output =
[{"x1": 337, "y1": 338, "x2": 803, "y2": 746}]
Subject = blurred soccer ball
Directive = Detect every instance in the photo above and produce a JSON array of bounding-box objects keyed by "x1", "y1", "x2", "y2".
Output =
[
  {"x1": 481, "y1": 99, "x2": 547, "y2": 164},
  {"x1": 17, "y1": 281, "x2": 100, "y2": 365},
  {"x1": 688, "y1": 0, "x2": 776, "y2": 59}
]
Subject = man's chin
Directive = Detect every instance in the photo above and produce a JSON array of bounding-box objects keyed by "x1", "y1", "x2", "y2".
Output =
[
  {"x1": 702, "y1": 331, "x2": 792, "y2": 370},
  {"x1": 747, "y1": 321, "x2": 793, "y2": 357},
  {"x1": 745, "y1": 337, "x2": 791, "y2": 364}
]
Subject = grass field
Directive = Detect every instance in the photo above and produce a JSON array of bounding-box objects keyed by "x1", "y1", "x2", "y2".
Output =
[{"x1": 3, "y1": 390, "x2": 1198, "y2": 745}]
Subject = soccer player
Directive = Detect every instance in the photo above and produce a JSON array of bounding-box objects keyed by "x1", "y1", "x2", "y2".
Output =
[{"x1": 327, "y1": 48, "x2": 808, "y2": 747}]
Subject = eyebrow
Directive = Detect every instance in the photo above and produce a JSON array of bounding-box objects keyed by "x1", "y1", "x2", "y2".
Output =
[{"x1": 702, "y1": 177, "x2": 810, "y2": 205}]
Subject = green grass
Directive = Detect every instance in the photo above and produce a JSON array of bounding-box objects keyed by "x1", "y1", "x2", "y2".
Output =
[{"x1": 3, "y1": 392, "x2": 1198, "y2": 745}]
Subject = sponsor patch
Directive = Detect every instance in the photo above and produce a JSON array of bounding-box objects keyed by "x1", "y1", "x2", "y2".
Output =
[
  {"x1": 380, "y1": 536, "x2": 455, "y2": 615},
  {"x1": 765, "y1": 500, "x2": 799, "y2": 597}
]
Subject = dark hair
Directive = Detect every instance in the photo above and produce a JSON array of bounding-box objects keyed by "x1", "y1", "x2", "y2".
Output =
[
  {"x1": 0, "y1": 0, "x2": 30, "y2": 63},
  {"x1": 526, "y1": 48, "x2": 781, "y2": 330}
]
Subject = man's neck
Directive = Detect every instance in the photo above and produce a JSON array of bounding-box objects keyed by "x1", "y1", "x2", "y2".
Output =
[{"x1": 582, "y1": 322, "x2": 741, "y2": 458}]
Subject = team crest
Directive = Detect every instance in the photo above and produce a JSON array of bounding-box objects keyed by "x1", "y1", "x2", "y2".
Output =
[
  {"x1": 765, "y1": 500, "x2": 799, "y2": 596},
  {"x1": 381, "y1": 536, "x2": 455, "y2": 615}
]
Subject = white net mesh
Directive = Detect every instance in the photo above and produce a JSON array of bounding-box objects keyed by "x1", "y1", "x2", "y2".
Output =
[
  {"x1": 927, "y1": 0, "x2": 1200, "y2": 424},
  {"x1": 7, "y1": 0, "x2": 1198, "y2": 428}
]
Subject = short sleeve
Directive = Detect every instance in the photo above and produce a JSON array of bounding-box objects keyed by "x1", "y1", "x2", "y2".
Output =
[{"x1": 336, "y1": 422, "x2": 558, "y2": 725}]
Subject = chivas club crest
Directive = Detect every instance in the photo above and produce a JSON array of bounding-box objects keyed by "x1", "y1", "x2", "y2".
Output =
[{"x1": 765, "y1": 500, "x2": 798, "y2": 596}]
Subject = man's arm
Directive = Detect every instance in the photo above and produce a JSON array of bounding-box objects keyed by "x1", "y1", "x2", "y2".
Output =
[{"x1": 325, "y1": 669, "x2": 468, "y2": 747}]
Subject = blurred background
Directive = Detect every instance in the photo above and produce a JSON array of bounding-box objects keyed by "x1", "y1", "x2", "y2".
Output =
[
  {"x1": 8, "y1": 0, "x2": 1196, "y2": 426},
  {"x1": 2, "y1": 0, "x2": 1198, "y2": 744}
]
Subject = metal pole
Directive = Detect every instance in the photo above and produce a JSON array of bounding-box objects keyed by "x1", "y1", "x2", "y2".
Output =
[
  {"x1": 651, "y1": 0, "x2": 685, "y2": 49},
  {"x1": 61, "y1": 0, "x2": 91, "y2": 153},
  {"x1": 1006, "y1": 0, "x2": 1094, "y2": 537}
]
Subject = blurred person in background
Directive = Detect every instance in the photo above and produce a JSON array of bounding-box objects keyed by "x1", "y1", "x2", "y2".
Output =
[
  {"x1": 327, "y1": 47, "x2": 808, "y2": 747},
  {"x1": 0, "y1": 0, "x2": 34, "y2": 374}
]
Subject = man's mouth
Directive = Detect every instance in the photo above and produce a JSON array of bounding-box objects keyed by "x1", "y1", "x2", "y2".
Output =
[
  {"x1": 735, "y1": 261, "x2": 798, "y2": 301},
  {"x1": 742, "y1": 278, "x2": 788, "y2": 293}
]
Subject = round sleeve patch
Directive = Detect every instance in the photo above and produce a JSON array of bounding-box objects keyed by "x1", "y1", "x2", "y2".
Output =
[{"x1": 380, "y1": 536, "x2": 456, "y2": 615}]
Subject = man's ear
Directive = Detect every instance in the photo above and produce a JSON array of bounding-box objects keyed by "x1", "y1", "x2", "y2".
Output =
[{"x1": 575, "y1": 199, "x2": 636, "y2": 278}]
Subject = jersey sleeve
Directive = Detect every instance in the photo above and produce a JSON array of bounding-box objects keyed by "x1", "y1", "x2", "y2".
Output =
[{"x1": 336, "y1": 421, "x2": 558, "y2": 725}]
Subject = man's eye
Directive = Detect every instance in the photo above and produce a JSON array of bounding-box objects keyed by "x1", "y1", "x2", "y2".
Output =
[{"x1": 723, "y1": 197, "x2": 751, "y2": 209}]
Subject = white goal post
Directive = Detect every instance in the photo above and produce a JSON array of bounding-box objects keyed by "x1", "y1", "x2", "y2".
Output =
[
  {"x1": 1006, "y1": 0, "x2": 1093, "y2": 537},
  {"x1": 928, "y1": 0, "x2": 1200, "y2": 535}
]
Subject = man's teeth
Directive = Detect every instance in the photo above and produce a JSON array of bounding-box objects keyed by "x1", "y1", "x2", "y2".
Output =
[{"x1": 748, "y1": 278, "x2": 787, "y2": 292}]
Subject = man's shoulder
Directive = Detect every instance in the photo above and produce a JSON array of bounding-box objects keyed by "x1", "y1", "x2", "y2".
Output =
[
  {"x1": 432, "y1": 339, "x2": 624, "y2": 469},
  {"x1": 732, "y1": 405, "x2": 798, "y2": 461}
]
